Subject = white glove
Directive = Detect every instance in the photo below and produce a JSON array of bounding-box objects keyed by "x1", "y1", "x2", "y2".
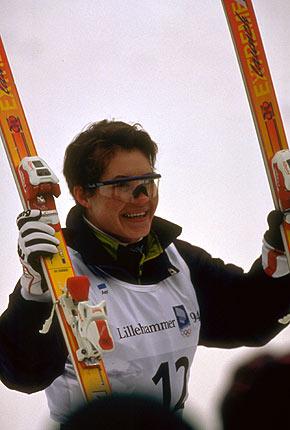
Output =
[{"x1": 17, "y1": 209, "x2": 60, "y2": 302}]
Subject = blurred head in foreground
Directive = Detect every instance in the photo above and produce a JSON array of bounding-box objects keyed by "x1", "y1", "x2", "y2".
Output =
[
  {"x1": 220, "y1": 352, "x2": 290, "y2": 429},
  {"x1": 62, "y1": 394, "x2": 198, "y2": 430}
]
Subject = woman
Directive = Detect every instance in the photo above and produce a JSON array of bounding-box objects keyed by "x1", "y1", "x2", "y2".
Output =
[{"x1": 1, "y1": 119, "x2": 290, "y2": 424}]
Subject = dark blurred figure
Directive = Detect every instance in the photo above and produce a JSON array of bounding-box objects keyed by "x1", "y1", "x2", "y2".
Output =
[
  {"x1": 62, "y1": 394, "x2": 199, "y2": 430},
  {"x1": 220, "y1": 352, "x2": 290, "y2": 429}
]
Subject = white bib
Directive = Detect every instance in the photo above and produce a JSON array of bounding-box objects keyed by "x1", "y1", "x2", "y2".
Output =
[{"x1": 46, "y1": 244, "x2": 200, "y2": 423}]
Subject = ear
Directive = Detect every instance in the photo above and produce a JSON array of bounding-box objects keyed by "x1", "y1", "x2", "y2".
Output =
[{"x1": 73, "y1": 186, "x2": 91, "y2": 208}]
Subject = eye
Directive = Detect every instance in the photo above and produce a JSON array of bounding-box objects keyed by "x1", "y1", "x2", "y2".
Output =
[
  {"x1": 143, "y1": 178, "x2": 155, "y2": 186},
  {"x1": 113, "y1": 182, "x2": 130, "y2": 189}
]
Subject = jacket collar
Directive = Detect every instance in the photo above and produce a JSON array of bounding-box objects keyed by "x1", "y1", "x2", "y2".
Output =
[
  {"x1": 64, "y1": 205, "x2": 182, "y2": 283},
  {"x1": 65, "y1": 205, "x2": 182, "y2": 250}
]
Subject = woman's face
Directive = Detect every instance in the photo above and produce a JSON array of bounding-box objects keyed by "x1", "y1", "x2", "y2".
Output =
[{"x1": 77, "y1": 149, "x2": 159, "y2": 243}]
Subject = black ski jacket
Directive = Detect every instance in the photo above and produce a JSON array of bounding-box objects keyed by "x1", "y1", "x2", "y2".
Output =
[{"x1": 1, "y1": 206, "x2": 290, "y2": 394}]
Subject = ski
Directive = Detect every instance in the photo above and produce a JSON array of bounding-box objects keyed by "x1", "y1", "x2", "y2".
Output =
[
  {"x1": 221, "y1": 1, "x2": 290, "y2": 269},
  {"x1": 0, "y1": 37, "x2": 113, "y2": 401}
]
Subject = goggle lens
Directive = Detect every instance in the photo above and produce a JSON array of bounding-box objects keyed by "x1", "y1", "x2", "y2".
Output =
[{"x1": 87, "y1": 174, "x2": 161, "y2": 203}]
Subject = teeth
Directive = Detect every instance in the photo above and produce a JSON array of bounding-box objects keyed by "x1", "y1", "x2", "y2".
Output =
[{"x1": 124, "y1": 212, "x2": 146, "y2": 218}]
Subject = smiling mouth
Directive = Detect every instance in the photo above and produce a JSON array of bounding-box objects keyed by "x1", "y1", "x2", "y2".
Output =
[{"x1": 123, "y1": 211, "x2": 148, "y2": 219}]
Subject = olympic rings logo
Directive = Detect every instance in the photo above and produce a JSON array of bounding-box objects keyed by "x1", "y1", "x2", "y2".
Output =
[{"x1": 181, "y1": 328, "x2": 192, "y2": 337}]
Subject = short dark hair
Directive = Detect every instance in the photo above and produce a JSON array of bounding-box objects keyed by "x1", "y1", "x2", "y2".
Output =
[
  {"x1": 220, "y1": 352, "x2": 290, "y2": 429},
  {"x1": 63, "y1": 120, "x2": 158, "y2": 196},
  {"x1": 62, "y1": 394, "x2": 196, "y2": 430}
]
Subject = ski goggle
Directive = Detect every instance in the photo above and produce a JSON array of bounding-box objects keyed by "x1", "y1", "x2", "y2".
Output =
[{"x1": 86, "y1": 173, "x2": 161, "y2": 203}]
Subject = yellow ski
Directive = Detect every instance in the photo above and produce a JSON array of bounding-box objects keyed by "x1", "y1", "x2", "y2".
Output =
[
  {"x1": 221, "y1": 0, "x2": 290, "y2": 269},
  {"x1": 0, "y1": 36, "x2": 113, "y2": 401}
]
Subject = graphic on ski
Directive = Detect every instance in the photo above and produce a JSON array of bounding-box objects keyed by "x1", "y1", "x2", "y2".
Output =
[
  {"x1": 0, "y1": 37, "x2": 113, "y2": 400},
  {"x1": 221, "y1": 0, "x2": 290, "y2": 268}
]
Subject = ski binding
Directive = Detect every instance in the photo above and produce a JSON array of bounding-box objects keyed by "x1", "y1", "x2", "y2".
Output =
[
  {"x1": 272, "y1": 150, "x2": 290, "y2": 214},
  {"x1": 61, "y1": 276, "x2": 114, "y2": 365}
]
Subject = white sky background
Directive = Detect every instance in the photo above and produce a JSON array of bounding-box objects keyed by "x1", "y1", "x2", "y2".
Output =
[{"x1": 1, "y1": 1, "x2": 290, "y2": 429}]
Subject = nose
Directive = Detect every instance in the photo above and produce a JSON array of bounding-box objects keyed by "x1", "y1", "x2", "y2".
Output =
[{"x1": 132, "y1": 184, "x2": 149, "y2": 200}]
